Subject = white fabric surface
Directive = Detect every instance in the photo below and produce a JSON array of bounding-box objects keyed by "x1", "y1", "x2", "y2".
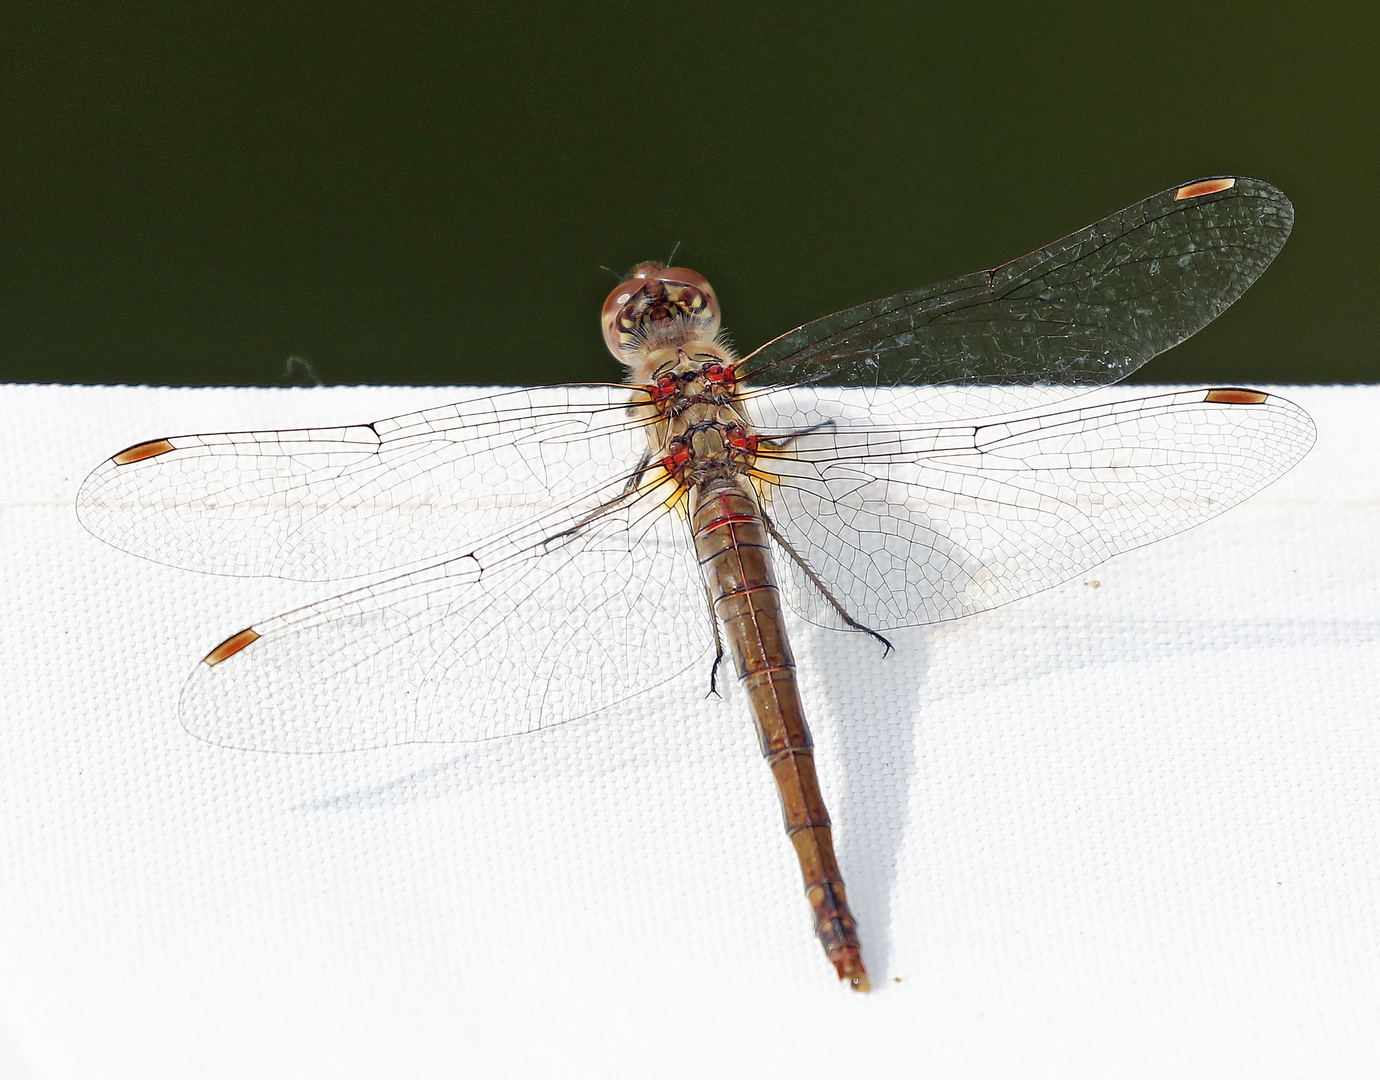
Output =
[{"x1": 0, "y1": 383, "x2": 1376, "y2": 1079}]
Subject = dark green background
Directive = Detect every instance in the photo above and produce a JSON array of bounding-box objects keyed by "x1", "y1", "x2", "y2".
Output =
[{"x1": 2, "y1": 3, "x2": 1375, "y2": 387}]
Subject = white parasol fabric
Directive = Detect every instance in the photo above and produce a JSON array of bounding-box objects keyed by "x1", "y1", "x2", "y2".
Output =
[{"x1": 0, "y1": 383, "x2": 1375, "y2": 1078}]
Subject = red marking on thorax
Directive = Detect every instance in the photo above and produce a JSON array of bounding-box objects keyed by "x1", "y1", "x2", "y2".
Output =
[
  {"x1": 726, "y1": 427, "x2": 758, "y2": 454},
  {"x1": 662, "y1": 440, "x2": 693, "y2": 475},
  {"x1": 701, "y1": 363, "x2": 736, "y2": 387},
  {"x1": 649, "y1": 376, "x2": 680, "y2": 405}
]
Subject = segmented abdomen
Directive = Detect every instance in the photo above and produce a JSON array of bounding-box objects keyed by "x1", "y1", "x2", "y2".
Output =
[{"x1": 689, "y1": 479, "x2": 868, "y2": 989}]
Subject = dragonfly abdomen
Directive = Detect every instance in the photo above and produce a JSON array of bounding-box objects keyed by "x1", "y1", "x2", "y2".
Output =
[{"x1": 690, "y1": 478, "x2": 869, "y2": 992}]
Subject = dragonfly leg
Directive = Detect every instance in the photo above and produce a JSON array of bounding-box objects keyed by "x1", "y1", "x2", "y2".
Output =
[
  {"x1": 704, "y1": 583, "x2": 725, "y2": 698},
  {"x1": 752, "y1": 417, "x2": 836, "y2": 454},
  {"x1": 762, "y1": 515, "x2": 893, "y2": 655},
  {"x1": 538, "y1": 453, "x2": 659, "y2": 549}
]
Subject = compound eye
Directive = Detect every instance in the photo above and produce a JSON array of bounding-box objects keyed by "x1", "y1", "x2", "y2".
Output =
[{"x1": 601, "y1": 264, "x2": 720, "y2": 357}]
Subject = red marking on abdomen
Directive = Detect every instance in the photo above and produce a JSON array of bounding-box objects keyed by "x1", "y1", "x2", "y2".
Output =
[{"x1": 700, "y1": 511, "x2": 758, "y2": 532}]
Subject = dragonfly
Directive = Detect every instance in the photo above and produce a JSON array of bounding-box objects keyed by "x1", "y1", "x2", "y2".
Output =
[{"x1": 77, "y1": 176, "x2": 1315, "y2": 992}]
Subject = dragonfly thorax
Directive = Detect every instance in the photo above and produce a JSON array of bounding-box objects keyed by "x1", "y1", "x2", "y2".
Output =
[
  {"x1": 642, "y1": 346, "x2": 740, "y2": 413},
  {"x1": 635, "y1": 337, "x2": 756, "y2": 491},
  {"x1": 660, "y1": 420, "x2": 759, "y2": 488}
]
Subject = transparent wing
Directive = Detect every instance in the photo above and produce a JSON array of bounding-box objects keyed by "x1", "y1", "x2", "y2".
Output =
[
  {"x1": 178, "y1": 476, "x2": 713, "y2": 752},
  {"x1": 752, "y1": 387, "x2": 1315, "y2": 630},
  {"x1": 739, "y1": 177, "x2": 1293, "y2": 397},
  {"x1": 76, "y1": 384, "x2": 645, "y2": 581}
]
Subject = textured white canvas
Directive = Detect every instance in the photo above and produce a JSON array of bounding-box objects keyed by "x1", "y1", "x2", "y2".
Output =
[{"x1": 0, "y1": 383, "x2": 1376, "y2": 1079}]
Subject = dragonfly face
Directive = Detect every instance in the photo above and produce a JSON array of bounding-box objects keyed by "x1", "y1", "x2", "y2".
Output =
[
  {"x1": 78, "y1": 176, "x2": 1316, "y2": 993},
  {"x1": 601, "y1": 263, "x2": 724, "y2": 382}
]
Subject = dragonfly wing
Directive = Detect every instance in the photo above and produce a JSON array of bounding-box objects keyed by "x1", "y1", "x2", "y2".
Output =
[
  {"x1": 77, "y1": 384, "x2": 646, "y2": 581},
  {"x1": 178, "y1": 477, "x2": 712, "y2": 752},
  {"x1": 740, "y1": 177, "x2": 1293, "y2": 393},
  {"x1": 758, "y1": 388, "x2": 1315, "y2": 630}
]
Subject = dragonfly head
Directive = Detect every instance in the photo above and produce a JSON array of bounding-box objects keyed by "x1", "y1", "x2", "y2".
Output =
[{"x1": 602, "y1": 263, "x2": 722, "y2": 369}]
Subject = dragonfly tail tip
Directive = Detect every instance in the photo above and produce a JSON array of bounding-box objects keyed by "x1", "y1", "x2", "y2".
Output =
[{"x1": 834, "y1": 952, "x2": 870, "y2": 993}]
